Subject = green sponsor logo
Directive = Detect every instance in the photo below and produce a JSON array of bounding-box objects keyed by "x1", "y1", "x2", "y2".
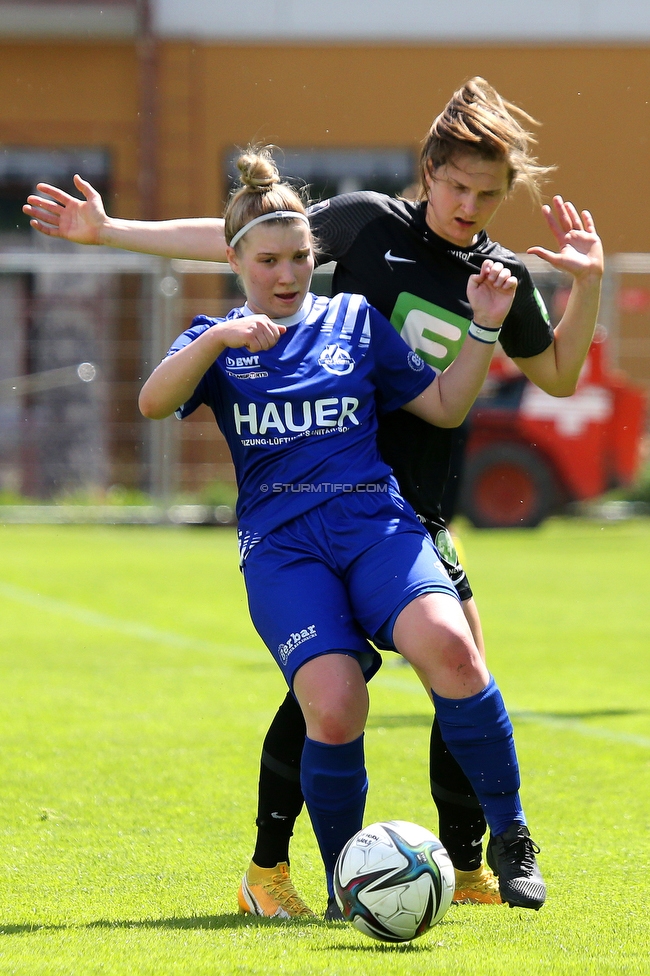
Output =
[
  {"x1": 533, "y1": 287, "x2": 551, "y2": 325},
  {"x1": 391, "y1": 292, "x2": 470, "y2": 373},
  {"x1": 435, "y1": 528, "x2": 458, "y2": 568}
]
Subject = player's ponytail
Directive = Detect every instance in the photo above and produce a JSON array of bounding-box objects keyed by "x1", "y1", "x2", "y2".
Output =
[
  {"x1": 225, "y1": 146, "x2": 308, "y2": 247},
  {"x1": 419, "y1": 78, "x2": 554, "y2": 203}
]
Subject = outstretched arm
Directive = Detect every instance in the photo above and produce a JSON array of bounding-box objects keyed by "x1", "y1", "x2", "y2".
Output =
[
  {"x1": 403, "y1": 261, "x2": 518, "y2": 428},
  {"x1": 139, "y1": 316, "x2": 285, "y2": 419},
  {"x1": 513, "y1": 196, "x2": 604, "y2": 396},
  {"x1": 23, "y1": 175, "x2": 227, "y2": 261}
]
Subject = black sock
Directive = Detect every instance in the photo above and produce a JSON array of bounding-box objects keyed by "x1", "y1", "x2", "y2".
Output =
[
  {"x1": 252, "y1": 691, "x2": 306, "y2": 869},
  {"x1": 430, "y1": 715, "x2": 486, "y2": 872}
]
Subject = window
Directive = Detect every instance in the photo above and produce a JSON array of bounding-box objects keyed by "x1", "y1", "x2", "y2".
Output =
[
  {"x1": 225, "y1": 147, "x2": 415, "y2": 202},
  {"x1": 0, "y1": 147, "x2": 110, "y2": 234}
]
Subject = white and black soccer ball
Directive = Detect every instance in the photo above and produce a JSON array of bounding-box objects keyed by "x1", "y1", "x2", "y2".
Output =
[{"x1": 334, "y1": 820, "x2": 455, "y2": 943}]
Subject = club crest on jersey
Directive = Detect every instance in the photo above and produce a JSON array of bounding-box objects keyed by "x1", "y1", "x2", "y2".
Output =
[
  {"x1": 318, "y1": 344, "x2": 355, "y2": 375},
  {"x1": 408, "y1": 351, "x2": 425, "y2": 371}
]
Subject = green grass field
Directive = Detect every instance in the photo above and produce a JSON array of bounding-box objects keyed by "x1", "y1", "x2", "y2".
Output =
[{"x1": 0, "y1": 520, "x2": 649, "y2": 975}]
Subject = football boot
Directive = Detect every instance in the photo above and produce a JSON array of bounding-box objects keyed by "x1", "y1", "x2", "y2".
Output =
[
  {"x1": 324, "y1": 895, "x2": 345, "y2": 921},
  {"x1": 237, "y1": 860, "x2": 316, "y2": 918},
  {"x1": 452, "y1": 863, "x2": 502, "y2": 904},
  {"x1": 487, "y1": 824, "x2": 546, "y2": 910}
]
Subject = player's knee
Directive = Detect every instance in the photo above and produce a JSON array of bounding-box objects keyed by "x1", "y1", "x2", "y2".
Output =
[
  {"x1": 314, "y1": 715, "x2": 361, "y2": 744},
  {"x1": 303, "y1": 692, "x2": 366, "y2": 744},
  {"x1": 436, "y1": 628, "x2": 483, "y2": 679},
  {"x1": 293, "y1": 652, "x2": 368, "y2": 743}
]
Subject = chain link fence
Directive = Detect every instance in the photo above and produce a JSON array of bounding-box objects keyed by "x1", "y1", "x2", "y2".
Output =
[{"x1": 0, "y1": 248, "x2": 647, "y2": 521}]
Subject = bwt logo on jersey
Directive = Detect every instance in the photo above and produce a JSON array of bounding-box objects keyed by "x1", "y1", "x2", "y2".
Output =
[
  {"x1": 318, "y1": 344, "x2": 355, "y2": 375},
  {"x1": 226, "y1": 354, "x2": 261, "y2": 368},
  {"x1": 225, "y1": 353, "x2": 269, "y2": 380},
  {"x1": 233, "y1": 397, "x2": 360, "y2": 435}
]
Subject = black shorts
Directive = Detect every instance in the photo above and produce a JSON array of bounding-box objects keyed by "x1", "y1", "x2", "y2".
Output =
[{"x1": 417, "y1": 515, "x2": 473, "y2": 603}]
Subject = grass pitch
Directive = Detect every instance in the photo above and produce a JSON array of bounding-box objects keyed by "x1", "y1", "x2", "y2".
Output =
[{"x1": 0, "y1": 519, "x2": 648, "y2": 975}]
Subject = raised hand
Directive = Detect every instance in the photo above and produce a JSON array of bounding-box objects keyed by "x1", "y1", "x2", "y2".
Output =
[
  {"x1": 466, "y1": 260, "x2": 518, "y2": 329},
  {"x1": 22, "y1": 174, "x2": 107, "y2": 244},
  {"x1": 527, "y1": 196, "x2": 604, "y2": 281}
]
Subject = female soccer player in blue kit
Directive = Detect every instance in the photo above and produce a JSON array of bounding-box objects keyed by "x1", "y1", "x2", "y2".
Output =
[
  {"x1": 136, "y1": 146, "x2": 546, "y2": 913},
  {"x1": 24, "y1": 78, "x2": 603, "y2": 915}
]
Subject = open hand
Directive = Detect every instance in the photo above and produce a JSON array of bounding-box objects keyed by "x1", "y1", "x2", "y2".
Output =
[
  {"x1": 22, "y1": 174, "x2": 106, "y2": 244},
  {"x1": 466, "y1": 260, "x2": 518, "y2": 330},
  {"x1": 527, "y1": 196, "x2": 603, "y2": 281}
]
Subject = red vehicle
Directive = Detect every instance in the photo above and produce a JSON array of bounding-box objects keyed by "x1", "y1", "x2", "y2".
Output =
[{"x1": 458, "y1": 327, "x2": 647, "y2": 527}]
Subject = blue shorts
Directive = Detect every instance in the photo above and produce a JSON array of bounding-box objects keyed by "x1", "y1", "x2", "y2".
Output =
[{"x1": 241, "y1": 488, "x2": 459, "y2": 687}]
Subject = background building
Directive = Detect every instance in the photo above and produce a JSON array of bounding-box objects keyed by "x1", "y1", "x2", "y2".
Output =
[{"x1": 1, "y1": 0, "x2": 649, "y2": 498}]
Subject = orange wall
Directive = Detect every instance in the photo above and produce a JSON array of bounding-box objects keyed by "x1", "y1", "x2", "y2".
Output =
[
  {"x1": 154, "y1": 43, "x2": 650, "y2": 397},
  {"x1": 3, "y1": 40, "x2": 649, "y2": 253},
  {"x1": 2, "y1": 39, "x2": 648, "y2": 487},
  {"x1": 0, "y1": 41, "x2": 141, "y2": 214},
  {"x1": 156, "y1": 43, "x2": 650, "y2": 256}
]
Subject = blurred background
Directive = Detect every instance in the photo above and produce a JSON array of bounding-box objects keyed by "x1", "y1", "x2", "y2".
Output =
[{"x1": 0, "y1": 0, "x2": 649, "y2": 525}]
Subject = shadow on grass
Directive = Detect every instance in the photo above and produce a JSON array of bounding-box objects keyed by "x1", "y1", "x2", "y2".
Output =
[
  {"x1": 330, "y1": 941, "x2": 440, "y2": 953},
  {"x1": 366, "y1": 709, "x2": 648, "y2": 730},
  {"x1": 512, "y1": 708, "x2": 648, "y2": 721},
  {"x1": 1, "y1": 914, "x2": 331, "y2": 935},
  {"x1": 88, "y1": 914, "x2": 323, "y2": 931},
  {"x1": 235, "y1": 661, "x2": 277, "y2": 673},
  {"x1": 1, "y1": 912, "x2": 461, "y2": 946},
  {"x1": 367, "y1": 714, "x2": 432, "y2": 729}
]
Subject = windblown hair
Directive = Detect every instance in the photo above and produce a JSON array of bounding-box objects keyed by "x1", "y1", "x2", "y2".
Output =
[
  {"x1": 419, "y1": 78, "x2": 554, "y2": 203},
  {"x1": 224, "y1": 147, "x2": 308, "y2": 247}
]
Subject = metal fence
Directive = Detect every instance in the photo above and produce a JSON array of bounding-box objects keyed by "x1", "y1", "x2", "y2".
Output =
[
  {"x1": 0, "y1": 248, "x2": 648, "y2": 510},
  {"x1": 0, "y1": 249, "x2": 332, "y2": 505}
]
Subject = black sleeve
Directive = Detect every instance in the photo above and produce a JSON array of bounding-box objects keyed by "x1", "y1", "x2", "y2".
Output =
[
  {"x1": 308, "y1": 192, "x2": 390, "y2": 266},
  {"x1": 499, "y1": 264, "x2": 554, "y2": 360}
]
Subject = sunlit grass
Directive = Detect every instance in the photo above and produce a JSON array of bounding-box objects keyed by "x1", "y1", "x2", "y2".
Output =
[{"x1": 0, "y1": 521, "x2": 648, "y2": 974}]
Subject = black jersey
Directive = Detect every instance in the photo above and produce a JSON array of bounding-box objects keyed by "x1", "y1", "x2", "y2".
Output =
[{"x1": 308, "y1": 191, "x2": 554, "y2": 520}]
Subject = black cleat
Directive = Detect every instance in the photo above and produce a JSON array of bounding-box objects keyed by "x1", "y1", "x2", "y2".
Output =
[
  {"x1": 487, "y1": 823, "x2": 546, "y2": 910},
  {"x1": 324, "y1": 895, "x2": 345, "y2": 921}
]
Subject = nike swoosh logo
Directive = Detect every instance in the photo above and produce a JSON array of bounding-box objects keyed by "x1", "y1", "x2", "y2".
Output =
[
  {"x1": 307, "y1": 199, "x2": 330, "y2": 216},
  {"x1": 470, "y1": 838, "x2": 483, "y2": 847},
  {"x1": 385, "y1": 250, "x2": 416, "y2": 266},
  {"x1": 271, "y1": 812, "x2": 289, "y2": 820}
]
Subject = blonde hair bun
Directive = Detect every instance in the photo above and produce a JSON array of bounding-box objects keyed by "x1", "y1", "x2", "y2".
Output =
[
  {"x1": 237, "y1": 148, "x2": 281, "y2": 192},
  {"x1": 224, "y1": 145, "x2": 308, "y2": 247}
]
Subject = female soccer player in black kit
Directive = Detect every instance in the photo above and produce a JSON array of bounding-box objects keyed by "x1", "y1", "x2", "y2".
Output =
[{"x1": 25, "y1": 78, "x2": 603, "y2": 917}]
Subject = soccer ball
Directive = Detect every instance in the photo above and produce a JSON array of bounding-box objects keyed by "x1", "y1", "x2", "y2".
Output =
[{"x1": 333, "y1": 820, "x2": 455, "y2": 943}]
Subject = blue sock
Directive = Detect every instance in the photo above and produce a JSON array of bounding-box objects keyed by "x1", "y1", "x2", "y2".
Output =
[
  {"x1": 431, "y1": 676, "x2": 525, "y2": 837},
  {"x1": 300, "y1": 735, "x2": 367, "y2": 898}
]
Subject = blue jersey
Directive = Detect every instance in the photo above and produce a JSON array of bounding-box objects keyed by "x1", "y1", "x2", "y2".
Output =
[{"x1": 170, "y1": 292, "x2": 435, "y2": 540}]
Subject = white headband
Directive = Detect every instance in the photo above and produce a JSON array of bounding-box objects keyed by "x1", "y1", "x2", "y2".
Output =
[{"x1": 229, "y1": 210, "x2": 310, "y2": 248}]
